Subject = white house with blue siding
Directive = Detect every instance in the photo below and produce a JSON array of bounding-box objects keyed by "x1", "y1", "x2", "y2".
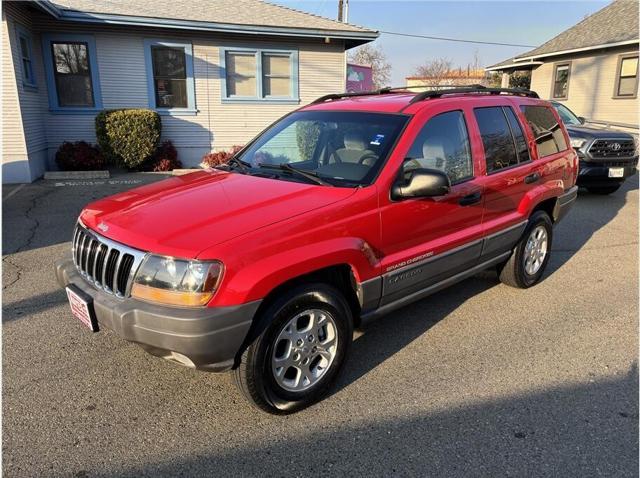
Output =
[{"x1": 2, "y1": 0, "x2": 377, "y2": 183}]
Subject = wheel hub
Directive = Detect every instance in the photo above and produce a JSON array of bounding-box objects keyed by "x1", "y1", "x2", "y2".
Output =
[
  {"x1": 524, "y1": 225, "x2": 548, "y2": 275},
  {"x1": 271, "y1": 309, "x2": 338, "y2": 392}
]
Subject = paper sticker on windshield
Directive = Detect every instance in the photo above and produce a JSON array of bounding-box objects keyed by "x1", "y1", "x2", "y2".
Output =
[{"x1": 370, "y1": 134, "x2": 385, "y2": 146}]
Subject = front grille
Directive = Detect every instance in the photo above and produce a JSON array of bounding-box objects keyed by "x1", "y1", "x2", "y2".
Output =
[
  {"x1": 72, "y1": 224, "x2": 146, "y2": 298},
  {"x1": 588, "y1": 139, "x2": 636, "y2": 159},
  {"x1": 597, "y1": 159, "x2": 638, "y2": 168}
]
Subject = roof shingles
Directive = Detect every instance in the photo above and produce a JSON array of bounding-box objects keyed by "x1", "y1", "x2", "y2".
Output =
[
  {"x1": 488, "y1": 0, "x2": 639, "y2": 69},
  {"x1": 49, "y1": 0, "x2": 375, "y2": 34},
  {"x1": 519, "y1": 0, "x2": 638, "y2": 59}
]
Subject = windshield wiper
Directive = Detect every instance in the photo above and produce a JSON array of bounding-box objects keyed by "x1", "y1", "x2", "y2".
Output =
[
  {"x1": 257, "y1": 163, "x2": 333, "y2": 186},
  {"x1": 226, "y1": 157, "x2": 251, "y2": 172}
]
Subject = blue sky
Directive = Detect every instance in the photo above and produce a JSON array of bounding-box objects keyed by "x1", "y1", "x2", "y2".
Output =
[{"x1": 272, "y1": 0, "x2": 610, "y2": 84}]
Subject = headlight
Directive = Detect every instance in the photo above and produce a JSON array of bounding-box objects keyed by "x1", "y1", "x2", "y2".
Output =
[
  {"x1": 570, "y1": 138, "x2": 586, "y2": 149},
  {"x1": 131, "y1": 255, "x2": 223, "y2": 307}
]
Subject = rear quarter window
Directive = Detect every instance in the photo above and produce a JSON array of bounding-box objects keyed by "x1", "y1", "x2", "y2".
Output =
[{"x1": 520, "y1": 105, "x2": 568, "y2": 157}]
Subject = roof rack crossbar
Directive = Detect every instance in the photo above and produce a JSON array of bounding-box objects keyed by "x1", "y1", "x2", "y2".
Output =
[
  {"x1": 408, "y1": 86, "x2": 539, "y2": 104},
  {"x1": 311, "y1": 85, "x2": 538, "y2": 105},
  {"x1": 311, "y1": 88, "x2": 393, "y2": 104}
]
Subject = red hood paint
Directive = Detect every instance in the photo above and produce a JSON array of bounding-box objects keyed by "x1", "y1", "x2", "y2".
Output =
[{"x1": 80, "y1": 170, "x2": 357, "y2": 258}]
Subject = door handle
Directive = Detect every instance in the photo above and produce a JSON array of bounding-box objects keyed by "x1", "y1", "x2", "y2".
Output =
[
  {"x1": 458, "y1": 191, "x2": 482, "y2": 206},
  {"x1": 524, "y1": 172, "x2": 540, "y2": 184}
]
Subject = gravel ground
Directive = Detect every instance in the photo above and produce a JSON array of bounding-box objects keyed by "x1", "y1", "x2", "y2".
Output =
[{"x1": 3, "y1": 174, "x2": 638, "y2": 477}]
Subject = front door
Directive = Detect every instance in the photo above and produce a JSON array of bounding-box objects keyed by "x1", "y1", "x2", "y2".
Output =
[{"x1": 377, "y1": 107, "x2": 484, "y2": 306}]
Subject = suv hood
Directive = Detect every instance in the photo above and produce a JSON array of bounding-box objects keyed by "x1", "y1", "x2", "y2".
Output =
[
  {"x1": 80, "y1": 170, "x2": 357, "y2": 258},
  {"x1": 565, "y1": 124, "x2": 635, "y2": 140}
]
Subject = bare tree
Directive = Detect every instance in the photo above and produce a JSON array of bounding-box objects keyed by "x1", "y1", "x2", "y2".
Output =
[
  {"x1": 348, "y1": 44, "x2": 392, "y2": 89},
  {"x1": 412, "y1": 58, "x2": 454, "y2": 87}
]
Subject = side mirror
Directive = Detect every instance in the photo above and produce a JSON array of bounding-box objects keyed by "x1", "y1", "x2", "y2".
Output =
[
  {"x1": 578, "y1": 116, "x2": 586, "y2": 124},
  {"x1": 391, "y1": 168, "x2": 451, "y2": 200}
]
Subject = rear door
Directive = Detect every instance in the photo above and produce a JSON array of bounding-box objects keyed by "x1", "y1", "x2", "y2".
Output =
[{"x1": 468, "y1": 102, "x2": 540, "y2": 261}]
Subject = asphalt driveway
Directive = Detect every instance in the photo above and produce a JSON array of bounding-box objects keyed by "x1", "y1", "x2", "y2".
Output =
[{"x1": 3, "y1": 173, "x2": 638, "y2": 477}]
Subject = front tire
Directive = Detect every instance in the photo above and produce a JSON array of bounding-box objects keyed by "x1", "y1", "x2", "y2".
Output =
[
  {"x1": 233, "y1": 283, "x2": 353, "y2": 414},
  {"x1": 586, "y1": 185, "x2": 620, "y2": 195},
  {"x1": 498, "y1": 211, "x2": 553, "y2": 288}
]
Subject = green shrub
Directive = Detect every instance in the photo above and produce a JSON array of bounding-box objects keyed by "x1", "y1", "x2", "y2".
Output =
[
  {"x1": 296, "y1": 121, "x2": 322, "y2": 161},
  {"x1": 95, "y1": 109, "x2": 161, "y2": 168},
  {"x1": 55, "y1": 141, "x2": 105, "y2": 171}
]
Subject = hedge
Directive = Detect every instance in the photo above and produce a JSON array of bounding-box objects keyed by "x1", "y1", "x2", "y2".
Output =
[
  {"x1": 55, "y1": 141, "x2": 105, "y2": 171},
  {"x1": 95, "y1": 109, "x2": 161, "y2": 168}
]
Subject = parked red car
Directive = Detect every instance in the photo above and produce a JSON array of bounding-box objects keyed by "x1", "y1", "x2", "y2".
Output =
[{"x1": 57, "y1": 86, "x2": 578, "y2": 413}]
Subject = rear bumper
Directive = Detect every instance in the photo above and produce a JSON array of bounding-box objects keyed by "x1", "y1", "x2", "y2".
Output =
[
  {"x1": 577, "y1": 160, "x2": 638, "y2": 186},
  {"x1": 554, "y1": 186, "x2": 578, "y2": 223},
  {"x1": 56, "y1": 258, "x2": 260, "y2": 372}
]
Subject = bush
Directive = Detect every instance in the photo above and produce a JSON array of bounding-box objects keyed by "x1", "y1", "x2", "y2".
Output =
[
  {"x1": 200, "y1": 145, "x2": 243, "y2": 168},
  {"x1": 147, "y1": 140, "x2": 182, "y2": 172},
  {"x1": 55, "y1": 141, "x2": 105, "y2": 171},
  {"x1": 95, "y1": 109, "x2": 161, "y2": 168},
  {"x1": 296, "y1": 121, "x2": 322, "y2": 161}
]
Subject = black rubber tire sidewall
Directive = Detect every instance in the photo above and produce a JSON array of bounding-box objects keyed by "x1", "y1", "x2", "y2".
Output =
[
  {"x1": 242, "y1": 284, "x2": 352, "y2": 413},
  {"x1": 514, "y1": 211, "x2": 553, "y2": 287}
]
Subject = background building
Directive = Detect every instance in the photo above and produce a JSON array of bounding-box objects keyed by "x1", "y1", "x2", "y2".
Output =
[
  {"x1": 2, "y1": 0, "x2": 377, "y2": 183},
  {"x1": 486, "y1": 0, "x2": 639, "y2": 134}
]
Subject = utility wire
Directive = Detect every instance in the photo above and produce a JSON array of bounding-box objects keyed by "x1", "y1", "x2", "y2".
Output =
[{"x1": 379, "y1": 30, "x2": 536, "y2": 48}]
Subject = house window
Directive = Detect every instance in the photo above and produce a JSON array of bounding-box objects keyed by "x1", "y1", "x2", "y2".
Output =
[
  {"x1": 262, "y1": 53, "x2": 292, "y2": 97},
  {"x1": 42, "y1": 34, "x2": 102, "y2": 111},
  {"x1": 144, "y1": 40, "x2": 195, "y2": 113},
  {"x1": 552, "y1": 63, "x2": 570, "y2": 99},
  {"x1": 51, "y1": 42, "x2": 94, "y2": 106},
  {"x1": 226, "y1": 52, "x2": 257, "y2": 96},
  {"x1": 221, "y1": 47, "x2": 298, "y2": 102},
  {"x1": 16, "y1": 26, "x2": 36, "y2": 87},
  {"x1": 615, "y1": 55, "x2": 638, "y2": 98}
]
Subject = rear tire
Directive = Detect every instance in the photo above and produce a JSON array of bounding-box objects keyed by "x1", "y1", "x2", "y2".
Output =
[
  {"x1": 586, "y1": 185, "x2": 620, "y2": 195},
  {"x1": 498, "y1": 211, "x2": 553, "y2": 289},
  {"x1": 233, "y1": 283, "x2": 353, "y2": 414}
]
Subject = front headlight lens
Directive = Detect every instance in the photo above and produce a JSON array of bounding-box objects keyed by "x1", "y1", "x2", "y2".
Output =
[
  {"x1": 131, "y1": 255, "x2": 223, "y2": 307},
  {"x1": 570, "y1": 138, "x2": 586, "y2": 149}
]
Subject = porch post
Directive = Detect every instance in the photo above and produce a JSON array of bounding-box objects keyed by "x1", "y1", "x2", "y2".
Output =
[{"x1": 501, "y1": 72, "x2": 510, "y2": 88}]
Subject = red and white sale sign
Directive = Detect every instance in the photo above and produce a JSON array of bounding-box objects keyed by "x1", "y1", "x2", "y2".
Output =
[{"x1": 66, "y1": 287, "x2": 96, "y2": 331}]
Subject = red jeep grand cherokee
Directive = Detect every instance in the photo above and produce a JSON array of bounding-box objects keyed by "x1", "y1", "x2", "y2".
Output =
[{"x1": 56, "y1": 86, "x2": 578, "y2": 413}]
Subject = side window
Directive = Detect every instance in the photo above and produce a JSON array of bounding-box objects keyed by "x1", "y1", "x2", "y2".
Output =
[
  {"x1": 42, "y1": 34, "x2": 102, "y2": 110},
  {"x1": 615, "y1": 55, "x2": 638, "y2": 98},
  {"x1": 16, "y1": 26, "x2": 36, "y2": 88},
  {"x1": 552, "y1": 63, "x2": 571, "y2": 99},
  {"x1": 144, "y1": 40, "x2": 195, "y2": 111},
  {"x1": 474, "y1": 107, "x2": 518, "y2": 172},
  {"x1": 221, "y1": 48, "x2": 299, "y2": 102},
  {"x1": 403, "y1": 110, "x2": 473, "y2": 184},
  {"x1": 52, "y1": 42, "x2": 94, "y2": 106},
  {"x1": 503, "y1": 107, "x2": 531, "y2": 163},
  {"x1": 520, "y1": 105, "x2": 568, "y2": 157}
]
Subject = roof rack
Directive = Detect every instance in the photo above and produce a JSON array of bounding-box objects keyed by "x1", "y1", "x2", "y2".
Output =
[
  {"x1": 311, "y1": 88, "x2": 394, "y2": 104},
  {"x1": 311, "y1": 84, "x2": 538, "y2": 105},
  {"x1": 407, "y1": 86, "x2": 539, "y2": 104}
]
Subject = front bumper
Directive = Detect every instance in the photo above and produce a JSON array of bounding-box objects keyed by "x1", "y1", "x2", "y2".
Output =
[
  {"x1": 577, "y1": 159, "x2": 638, "y2": 186},
  {"x1": 56, "y1": 258, "x2": 261, "y2": 372}
]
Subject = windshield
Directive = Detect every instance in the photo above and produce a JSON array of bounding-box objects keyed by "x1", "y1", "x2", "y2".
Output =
[
  {"x1": 237, "y1": 111, "x2": 409, "y2": 186},
  {"x1": 553, "y1": 102, "x2": 581, "y2": 125}
]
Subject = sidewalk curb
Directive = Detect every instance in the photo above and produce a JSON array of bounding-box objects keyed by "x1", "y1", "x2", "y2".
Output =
[{"x1": 44, "y1": 171, "x2": 110, "y2": 180}]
